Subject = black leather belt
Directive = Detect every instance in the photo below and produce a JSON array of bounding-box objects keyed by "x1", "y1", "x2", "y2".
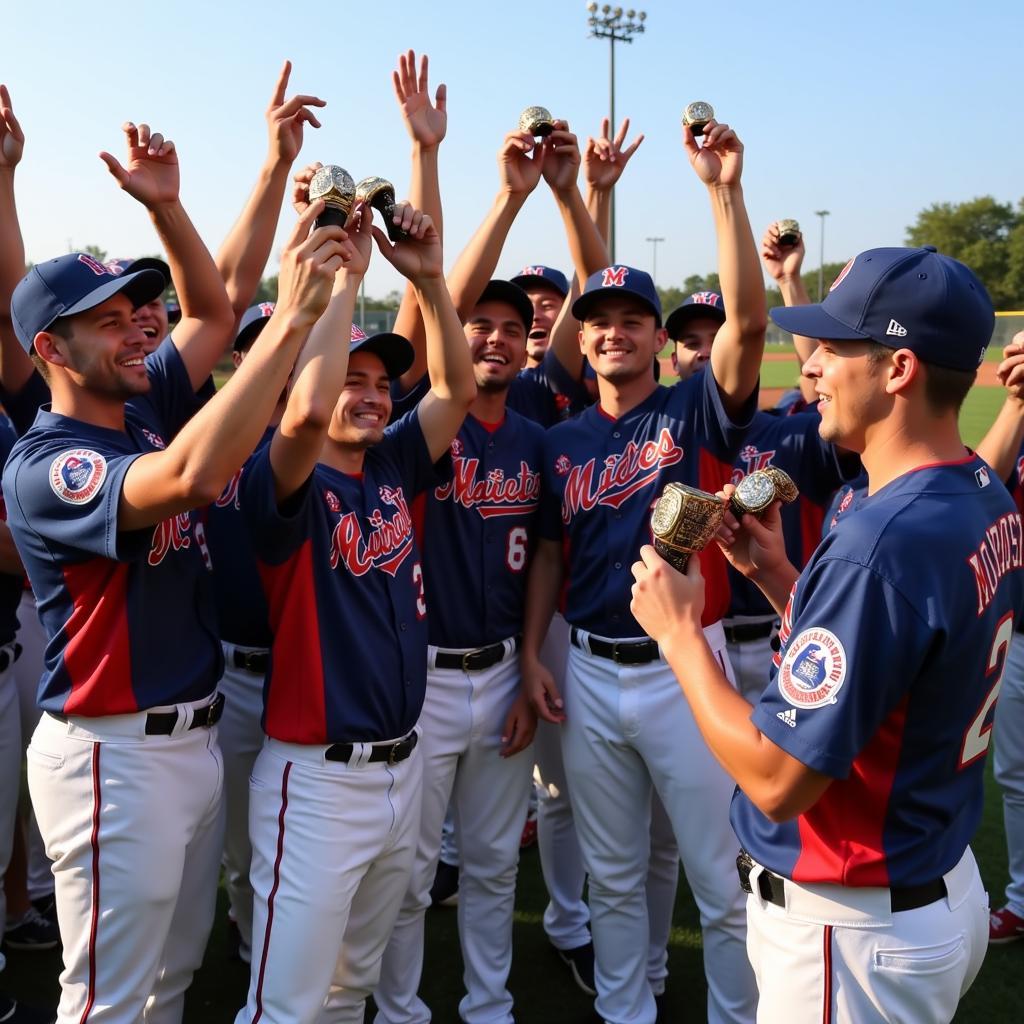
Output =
[
  {"x1": 737, "y1": 850, "x2": 946, "y2": 914},
  {"x1": 325, "y1": 730, "x2": 418, "y2": 766},
  {"x1": 231, "y1": 648, "x2": 269, "y2": 674},
  {"x1": 571, "y1": 628, "x2": 659, "y2": 665},
  {"x1": 723, "y1": 620, "x2": 778, "y2": 645},
  {"x1": 434, "y1": 637, "x2": 520, "y2": 672},
  {"x1": 0, "y1": 642, "x2": 22, "y2": 673},
  {"x1": 143, "y1": 692, "x2": 225, "y2": 735}
]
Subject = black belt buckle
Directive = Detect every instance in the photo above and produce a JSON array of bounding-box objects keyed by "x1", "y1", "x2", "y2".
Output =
[
  {"x1": 611, "y1": 640, "x2": 657, "y2": 665},
  {"x1": 204, "y1": 691, "x2": 226, "y2": 728},
  {"x1": 234, "y1": 649, "x2": 269, "y2": 674},
  {"x1": 462, "y1": 645, "x2": 495, "y2": 672},
  {"x1": 737, "y1": 850, "x2": 755, "y2": 894}
]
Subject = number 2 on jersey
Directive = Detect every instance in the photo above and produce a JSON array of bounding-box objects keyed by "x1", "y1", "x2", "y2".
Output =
[{"x1": 960, "y1": 611, "x2": 1013, "y2": 769}]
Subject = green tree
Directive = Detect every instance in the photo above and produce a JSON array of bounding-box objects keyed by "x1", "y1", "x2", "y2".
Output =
[{"x1": 906, "y1": 196, "x2": 1019, "y2": 307}]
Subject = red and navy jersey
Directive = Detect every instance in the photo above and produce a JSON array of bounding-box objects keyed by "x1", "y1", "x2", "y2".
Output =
[
  {"x1": 241, "y1": 411, "x2": 442, "y2": 744},
  {"x1": 728, "y1": 408, "x2": 860, "y2": 617},
  {"x1": 203, "y1": 426, "x2": 274, "y2": 649},
  {"x1": 2, "y1": 340, "x2": 222, "y2": 715},
  {"x1": 823, "y1": 469, "x2": 869, "y2": 538},
  {"x1": 540, "y1": 369, "x2": 756, "y2": 636},
  {"x1": 416, "y1": 410, "x2": 545, "y2": 648},
  {"x1": 512, "y1": 350, "x2": 589, "y2": 426},
  {"x1": 732, "y1": 455, "x2": 1024, "y2": 887},
  {"x1": 1008, "y1": 438, "x2": 1024, "y2": 515},
  {"x1": 0, "y1": 415, "x2": 24, "y2": 647}
]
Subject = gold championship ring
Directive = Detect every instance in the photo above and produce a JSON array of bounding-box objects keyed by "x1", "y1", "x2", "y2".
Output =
[
  {"x1": 729, "y1": 468, "x2": 799, "y2": 518},
  {"x1": 309, "y1": 165, "x2": 355, "y2": 230},
  {"x1": 776, "y1": 219, "x2": 802, "y2": 248},
  {"x1": 356, "y1": 177, "x2": 408, "y2": 242},
  {"x1": 519, "y1": 105, "x2": 555, "y2": 137},
  {"x1": 682, "y1": 100, "x2": 715, "y2": 137},
  {"x1": 650, "y1": 483, "x2": 726, "y2": 573}
]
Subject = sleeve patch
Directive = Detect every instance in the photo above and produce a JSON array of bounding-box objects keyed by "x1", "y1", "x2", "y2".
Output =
[
  {"x1": 778, "y1": 627, "x2": 847, "y2": 709},
  {"x1": 49, "y1": 449, "x2": 108, "y2": 505}
]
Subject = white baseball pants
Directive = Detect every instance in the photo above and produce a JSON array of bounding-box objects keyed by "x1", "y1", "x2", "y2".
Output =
[
  {"x1": 0, "y1": 659, "x2": 20, "y2": 962},
  {"x1": 375, "y1": 642, "x2": 533, "y2": 1024},
  {"x1": 745, "y1": 847, "x2": 988, "y2": 1023},
  {"x1": 238, "y1": 737, "x2": 422, "y2": 1024},
  {"x1": 994, "y1": 632, "x2": 1024, "y2": 918},
  {"x1": 562, "y1": 623, "x2": 756, "y2": 1024},
  {"x1": 28, "y1": 700, "x2": 225, "y2": 1024}
]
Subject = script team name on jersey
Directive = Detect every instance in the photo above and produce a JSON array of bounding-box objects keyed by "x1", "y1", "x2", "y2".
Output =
[
  {"x1": 328, "y1": 484, "x2": 415, "y2": 577},
  {"x1": 967, "y1": 510, "x2": 1024, "y2": 615},
  {"x1": 559, "y1": 427, "x2": 683, "y2": 523},
  {"x1": 433, "y1": 453, "x2": 540, "y2": 519},
  {"x1": 730, "y1": 443, "x2": 777, "y2": 485}
]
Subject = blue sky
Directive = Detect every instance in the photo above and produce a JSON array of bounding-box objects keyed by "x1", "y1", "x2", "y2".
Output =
[{"x1": 4, "y1": 0, "x2": 1021, "y2": 301}]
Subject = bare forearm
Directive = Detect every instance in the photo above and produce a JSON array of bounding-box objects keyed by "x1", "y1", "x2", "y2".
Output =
[
  {"x1": 0, "y1": 168, "x2": 33, "y2": 392},
  {"x1": 585, "y1": 186, "x2": 611, "y2": 246},
  {"x1": 708, "y1": 183, "x2": 766, "y2": 406},
  {"x1": 448, "y1": 192, "x2": 526, "y2": 320},
  {"x1": 522, "y1": 543, "x2": 563, "y2": 661},
  {"x1": 416, "y1": 276, "x2": 474, "y2": 403},
  {"x1": 216, "y1": 159, "x2": 291, "y2": 317},
  {"x1": 778, "y1": 273, "x2": 816, "y2": 366},
  {"x1": 555, "y1": 187, "x2": 608, "y2": 280},
  {"x1": 976, "y1": 396, "x2": 1024, "y2": 481},
  {"x1": 751, "y1": 560, "x2": 800, "y2": 617}
]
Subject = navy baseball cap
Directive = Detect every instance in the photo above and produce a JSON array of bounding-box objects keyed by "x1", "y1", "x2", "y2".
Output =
[
  {"x1": 11, "y1": 252, "x2": 167, "y2": 353},
  {"x1": 105, "y1": 256, "x2": 171, "y2": 289},
  {"x1": 572, "y1": 266, "x2": 662, "y2": 327},
  {"x1": 770, "y1": 246, "x2": 995, "y2": 372},
  {"x1": 234, "y1": 301, "x2": 276, "y2": 352},
  {"x1": 665, "y1": 291, "x2": 726, "y2": 339},
  {"x1": 350, "y1": 324, "x2": 414, "y2": 380},
  {"x1": 510, "y1": 265, "x2": 569, "y2": 298},
  {"x1": 475, "y1": 280, "x2": 534, "y2": 336}
]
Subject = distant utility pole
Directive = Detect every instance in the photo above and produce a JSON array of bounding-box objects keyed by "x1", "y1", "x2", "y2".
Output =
[
  {"x1": 646, "y1": 236, "x2": 664, "y2": 285},
  {"x1": 815, "y1": 210, "x2": 830, "y2": 301}
]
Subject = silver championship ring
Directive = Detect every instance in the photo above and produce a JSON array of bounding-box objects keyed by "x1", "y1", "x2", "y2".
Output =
[
  {"x1": 356, "y1": 176, "x2": 409, "y2": 242},
  {"x1": 730, "y1": 468, "x2": 799, "y2": 519},
  {"x1": 309, "y1": 165, "x2": 355, "y2": 230},
  {"x1": 650, "y1": 483, "x2": 726, "y2": 573},
  {"x1": 776, "y1": 219, "x2": 802, "y2": 248},
  {"x1": 519, "y1": 105, "x2": 555, "y2": 137},
  {"x1": 682, "y1": 101, "x2": 715, "y2": 137}
]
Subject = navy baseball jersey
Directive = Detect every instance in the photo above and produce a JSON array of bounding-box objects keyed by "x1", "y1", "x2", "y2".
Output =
[
  {"x1": 414, "y1": 409, "x2": 544, "y2": 648},
  {"x1": 0, "y1": 371, "x2": 50, "y2": 437},
  {"x1": 0, "y1": 414, "x2": 24, "y2": 646},
  {"x1": 728, "y1": 408, "x2": 860, "y2": 617},
  {"x1": 242, "y1": 410, "x2": 442, "y2": 744},
  {"x1": 732, "y1": 455, "x2": 1024, "y2": 887},
  {"x1": 203, "y1": 426, "x2": 274, "y2": 649},
  {"x1": 822, "y1": 469, "x2": 869, "y2": 538},
  {"x1": 2, "y1": 340, "x2": 222, "y2": 715},
  {"x1": 540, "y1": 369, "x2": 756, "y2": 636}
]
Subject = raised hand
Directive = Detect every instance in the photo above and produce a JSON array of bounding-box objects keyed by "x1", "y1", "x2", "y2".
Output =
[
  {"x1": 684, "y1": 119, "x2": 744, "y2": 189},
  {"x1": 291, "y1": 161, "x2": 324, "y2": 215},
  {"x1": 371, "y1": 202, "x2": 440, "y2": 284},
  {"x1": 540, "y1": 120, "x2": 581, "y2": 194},
  {"x1": 266, "y1": 60, "x2": 325, "y2": 166},
  {"x1": 339, "y1": 202, "x2": 373, "y2": 278},
  {"x1": 713, "y1": 484, "x2": 786, "y2": 580},
  {"x1": 99, "y1": 122, "x2": 180, "y2": 208},
  {"x1": 630, "y1": 544, "x2": 706, "y2": 645},
  {"x1": 0, "y1": 85, "x2": 24, "y2": 170},
  {"x1": 498, "y1": 130, "x2": 544, "y2": 198},
  {"x1": 584, "y1": 116, "x2": 644, "y2": 192},
  {"x1": 274, "y1": 201, "x2": 352, "y2": 327},
  {"x1": 393, "y1": 49, "x2": 447, "y2": 149},
  {"x1": 997, "y1": 335, "x2": 1024, "y2": 402},
  {"x1": 761, "y1": 222, "x2": 806, "y2": 283}
]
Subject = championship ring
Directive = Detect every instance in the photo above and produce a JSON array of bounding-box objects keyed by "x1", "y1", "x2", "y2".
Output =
[
  {"x1": 682, "y1": 101, "x2": 715, "y2": 137},
  {"x1": 776, "y1": 219, "x2": 802, "y2": 248},
  {"x1": 730, "y1": 468, "x2": 799, "y2": 518},
  {"x1": 356, "y1": 176, "x2": 408, "y2": 242},
  {"x1": 649, "y1": 483, "x2": 725, "y2": 573},
  {"x1": 519, "y1": 105, "x2": 555, "y2": 137},
  {"x1": 309, "y1": 165, "x2": 355, "y2": 229}
]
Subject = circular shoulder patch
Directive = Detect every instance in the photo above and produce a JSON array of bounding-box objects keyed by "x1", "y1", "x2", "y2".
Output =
[
  {"x1": 49, "y1": 449, "x2": 108, "y2": 505},
  {"x1": 777, "y1": 627, "x2": 847, "y2": 709}
]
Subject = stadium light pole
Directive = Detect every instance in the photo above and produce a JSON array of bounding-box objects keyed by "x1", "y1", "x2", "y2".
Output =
[
  {"x1": 586, "y1": 3, "x2": 646, "y2": 263},
  {"x1": 646, "y1": 236, "x2": 664, "y2": 285},
  {"x1": 815, "y1": 210, "x2": 830, "y2": 301}
]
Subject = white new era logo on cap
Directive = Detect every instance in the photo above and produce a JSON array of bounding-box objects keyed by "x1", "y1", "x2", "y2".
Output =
[{"x1": 886, "y1": 319, "x2": 908, "y2": 338}]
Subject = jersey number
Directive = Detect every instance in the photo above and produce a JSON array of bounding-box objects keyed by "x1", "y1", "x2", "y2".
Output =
[
  {"x1": 506, "y1": 527, "x2": 528, "y2": 573},
  {"x1": 412, "y1": 562, "x2": 427, "y2": 620},
  {"x1": 959, "y1": 612, "x2": 1013, "y2": 769}
]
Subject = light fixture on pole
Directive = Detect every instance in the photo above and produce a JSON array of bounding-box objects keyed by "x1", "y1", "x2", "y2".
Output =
[
  {"x1": 815, "y1": 210, "x2": 830, "y2": 301},
  {"x1": 586, "y1": 2, "x2": 646, "y2": 263},
  {"x1": 645, "y1": 236, "x2": 665, "y2": 285}
]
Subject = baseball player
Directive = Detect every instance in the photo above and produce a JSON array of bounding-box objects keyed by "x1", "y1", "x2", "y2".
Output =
[
  {"x1": 374, "y1": 273, "x2": 544, "y2": 1024},
  {"x1": 521, "y1": 116, "x2": 763, "y2": 1024},
  {"x1": 508, "y1": 264, "x2": 569, "y2": 368},
  {"x1": 2, "y1": 102, "x2": 347, "y2": 1023},
  {"x1": 236, "y1": 200, "x2": 475, "y2": 1024},
  {"x1": 665, "y1": 289, "x2": 726, "y2": 381},
  {"x1": 631, "y1": 245, "x2": 1013, "y2": 1023}
]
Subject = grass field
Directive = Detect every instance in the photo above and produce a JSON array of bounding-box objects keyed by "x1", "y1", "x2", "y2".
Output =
[{"x1": 4, "y1": 372, "x2": 1020, "y2": 1022}]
